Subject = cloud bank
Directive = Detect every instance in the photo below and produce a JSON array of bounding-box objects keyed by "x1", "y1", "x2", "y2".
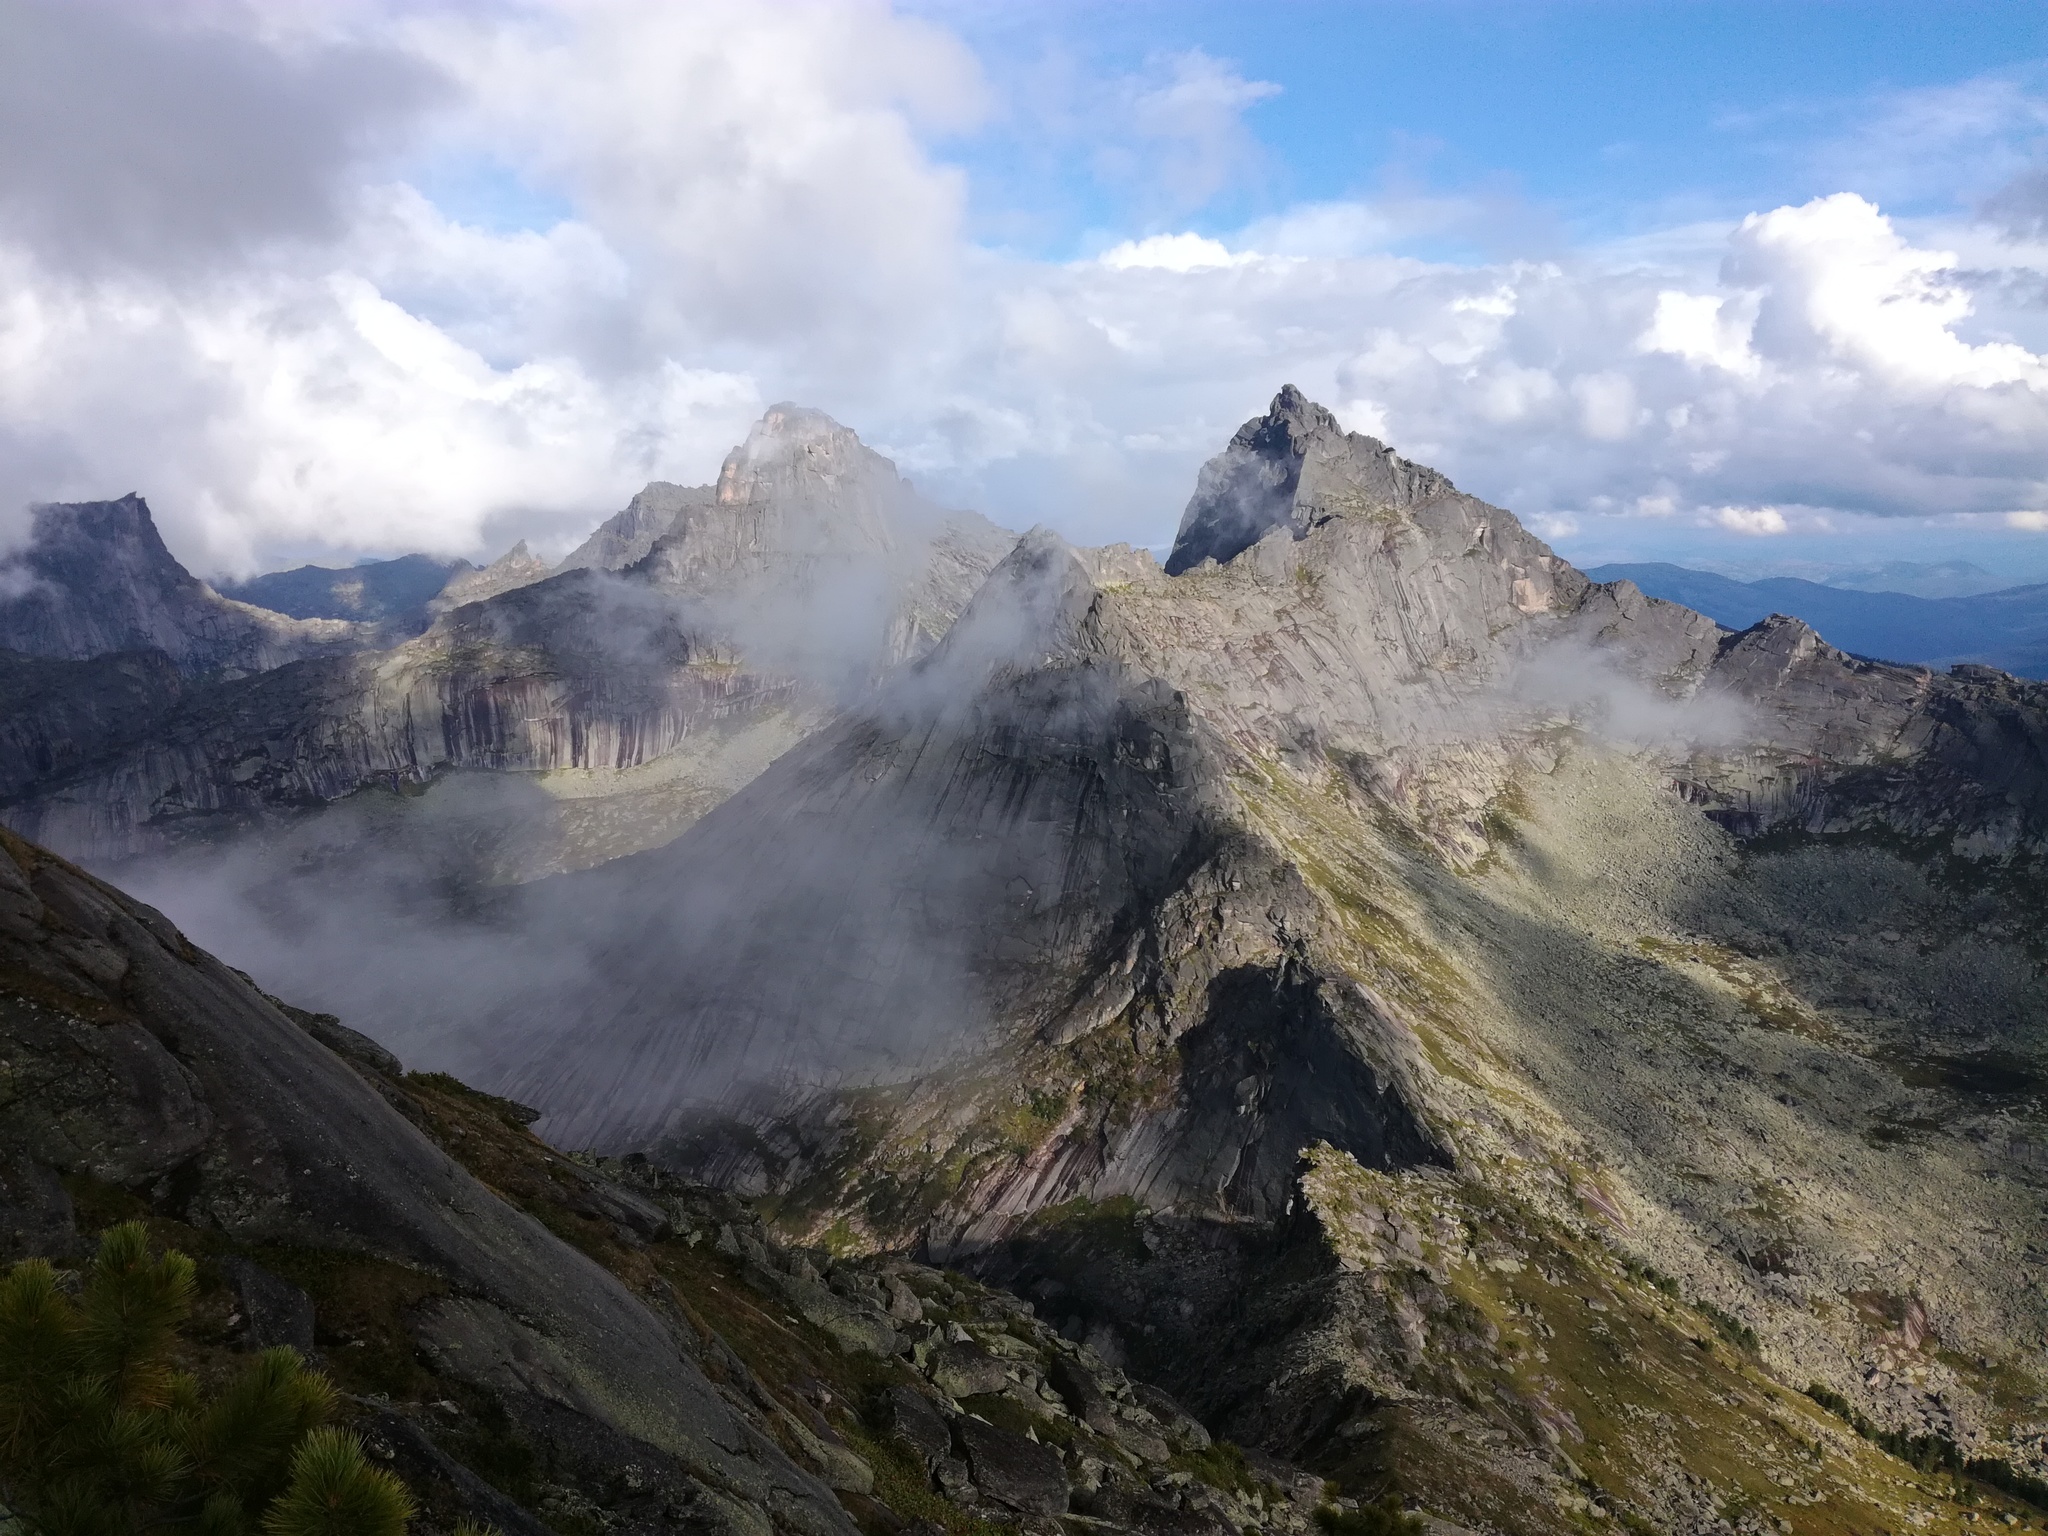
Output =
[{"x1": 0, "y1": 1, "x2": 2044, "y2": 575}]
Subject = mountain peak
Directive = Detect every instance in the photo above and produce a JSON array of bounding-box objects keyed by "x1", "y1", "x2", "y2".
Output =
[
  {"x1": 1164, "y1": 386, "x2": 1452, "y2": 575},
  {"x1": 0, "y1": 494, "x2": 362, "y2": 674},
  {"x1": 428, "y1": 540, "x2": 553, "y2": 614},
  {"x1": 716, "y1": 403, "x2": 891, "y2": 508}
]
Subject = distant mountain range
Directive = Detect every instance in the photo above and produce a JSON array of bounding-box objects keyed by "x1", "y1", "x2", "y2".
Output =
[
  {"x1": 1588, "y1": 561, "x2": 2048, "y2": 678},
  {"x1": 216, "y1": 552, "x2": 467, "y2": 633},
  {"x1": 1678, "y1": 557, "x2": 2029, "y2": 600}
]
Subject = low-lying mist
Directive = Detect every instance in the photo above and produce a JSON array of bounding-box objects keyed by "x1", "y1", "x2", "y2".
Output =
[{"x1": 98, "y1": 532, "x2": 1762, "y2": 1155}]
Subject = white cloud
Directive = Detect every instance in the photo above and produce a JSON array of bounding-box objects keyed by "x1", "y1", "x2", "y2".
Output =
[
  {"x1": 1712, "y1": 506, "x2": 1789, "y2": 536},
  {"x1": 1095, "y1": 233, "x2": 1256, "y2": 272},
  {"x1": 1640, "y1": 290, "x2": 1761, "y2": 377},
  {"x1": 2010, "y1": 511, "x2": 2048, "y2": 531},
  {"x1": 1729, "y1": 192, "x2": 2047, "y2": 390},
  {"x1": 0, "y1": 6, "x2": 2043, "y2": 576},
  {"x1": 1104, "y1": 50, "x2": 1280, "y2": 218}
]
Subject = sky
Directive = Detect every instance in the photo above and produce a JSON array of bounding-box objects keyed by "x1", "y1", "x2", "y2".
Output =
[{"x1": 1, "y1": 0, "x2": 2046, "y2": 581}]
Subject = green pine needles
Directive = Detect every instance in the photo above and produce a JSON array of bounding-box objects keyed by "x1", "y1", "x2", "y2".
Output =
[{"x1": 0, "y1": 1223, "x2": 413, "y2": 1536}]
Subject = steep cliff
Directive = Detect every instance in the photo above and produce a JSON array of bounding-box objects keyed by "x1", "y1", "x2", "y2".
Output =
[
  {"x1": 0, "y1": 496, "x2": 373, "y2": 675},
  {"x1": 556, "y1": 481, "x2": 716, "y2": 574},
  {"x1": 440, "y1": 390, "x2": 2048, "y2": 1536},
  {"x1": 1, "y1": 822, "x2": 1357, "y2": 1536},
  {"x1": 0, "y1": 409, "x2": 1017, "y2": 871}
]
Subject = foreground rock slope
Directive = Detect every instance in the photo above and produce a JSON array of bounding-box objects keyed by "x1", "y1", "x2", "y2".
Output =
[{"x1": 0, "y1": 823, "x2": 1341, "y2": 1536}]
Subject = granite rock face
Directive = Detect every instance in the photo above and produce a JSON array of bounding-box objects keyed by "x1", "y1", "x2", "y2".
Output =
[
  {"x1": 1679, "y1": 616, "x2": 2048, "y2": 851},
  {"x1": 0, "y1": 408, "x2": 1017, "y2": 870},
  {"x1": 427, "y1": 540, "x2": 554, "y2": 614},
  {"x1": 0, "y1": 496, "x2": 372, "y2": 675},
  {"x1": 0, "y1": 825, "x2": 857, "y2": 1536},
  {"x1": 627, "y1": 403, "x2": 1017, "y2": 676},
  {"x1": 0, "y1": 817, "x2": 1334, "y2": 1533},
  {"x1": 446, "y1": 390, "x2": 2048, "y2": 1533},
  {"x1": 555, "y1": 481, "x2": 717, "y2": 574},
  {"x1": 481, "y1": 392, "x2": 2046, "y2": 1158},
  {"x1": 1164, "y1": 384, "x2": 1459, "y2": 574}
]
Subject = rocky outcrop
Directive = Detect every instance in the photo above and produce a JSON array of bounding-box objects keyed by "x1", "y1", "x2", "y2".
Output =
[
  {"x1": 627, "y1": 403, "x2": 1016, "y2": 677},
  {"x1": 428, "y1": 540, "x2": 553, "y2": 614},
  {"x1": 0, "y1": 820, "x2": 1342, "y2": 1533},
  {"x1": 479, "y1": 387, "x2": 1631, "y2": 1157},
  {"x1": 0, "y1": 409, "x2": 1018, "y2": 869},
  {"x1": 434, "y1": 390, "x2": 2048, "y2": 1533},
  {"x1": 0, "y1": 825, "x2": 857, "y2": 1536},
  {"x1": 1675, "y1": 617, "x2": 2048, "y2": 851},
  {"x1": 478, "y1": 393, "x2": 2046, "y2": 1163},
  {"x1": 1165, "y1": 384, "x2": 1458, "y2": 574},
  {"x1": 556, "y1": 481, "x2": 716, "y2": 574},
  {"x1": 0, "y1": 496, "x2": 372, "y2": 675}
]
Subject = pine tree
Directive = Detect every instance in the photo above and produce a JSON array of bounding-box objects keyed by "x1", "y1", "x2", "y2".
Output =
[{"x1": 0, "y1": 1223, "x2": 413, "y2": 1536}]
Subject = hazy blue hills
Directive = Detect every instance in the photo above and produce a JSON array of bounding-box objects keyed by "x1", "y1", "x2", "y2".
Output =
[
  {"x1": 217, "y1": 552, "x2": 466, "y2": 633},
  {"x1": 1588, "y1": 562, "x2": 2048, "y2": 679}
]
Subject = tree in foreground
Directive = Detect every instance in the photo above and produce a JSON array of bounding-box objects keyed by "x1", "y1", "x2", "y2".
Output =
[{"x1": 0, "y1": 1222, "x2": 413, "y2": 1535}]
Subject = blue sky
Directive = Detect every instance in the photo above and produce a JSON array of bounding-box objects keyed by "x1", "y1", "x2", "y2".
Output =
[
  {"x1": 924, "y1": 1, "x2": 2048, "y2": 254},
  {"x1": 2, "y1": 1, "x2": 2046, "y2": 579}
]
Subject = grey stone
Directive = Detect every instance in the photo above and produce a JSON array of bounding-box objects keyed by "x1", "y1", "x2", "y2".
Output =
[
  {"x1": 0, "y1": 831, "x2": 857, "y2": 1536},
  {"x1": 928, "y1": 1341, "x2": 1010, "y2": 1399},
  {"x1": 0, "y1": 494, "x2": 373, "y2": 675},
  {"x1": 952, "y1": 1415, "x2": 1068, "y2": 1515},
  {"x1": 219, "y1": 1255, "x2": 316, "y2": 1353},
  {"x1": 0, "y1": 407, "x2": 1016, "y2": 871},
  {"x1": 0, "y1": 1157, "x2": 77, "y2": 1261},
  {"x1": 883, "y1": 1385, "x2": 953, "y2": 1468}
]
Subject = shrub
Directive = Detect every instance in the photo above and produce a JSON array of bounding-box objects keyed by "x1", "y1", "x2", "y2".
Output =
[{"x1": 0, "y1": 1222, "x2": 414, "y2": 1536}]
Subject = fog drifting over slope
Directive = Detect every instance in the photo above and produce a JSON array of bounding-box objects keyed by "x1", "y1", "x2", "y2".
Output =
[{"x1": 101, "y1": 402, "x2": 1765, "y2": 1132}]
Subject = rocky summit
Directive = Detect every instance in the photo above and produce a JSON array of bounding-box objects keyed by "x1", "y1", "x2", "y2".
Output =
[
  {"x1": 3, "y1": 389, "x2": 2047, "y2": 1536},
  {"x1": 0, "y1": 405, "x2": 1014, "y2": 874}
]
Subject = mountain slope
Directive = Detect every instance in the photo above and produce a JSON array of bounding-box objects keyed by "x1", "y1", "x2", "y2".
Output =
[
  {"x1": 217, "y1": 553, "x2": 466, "y2": 634},
  {"x1": 0, "y1": 408, "x2": 1017, "y2": 873},
  {"x1": 1590, "y1": 561, "x2": 2048, "y2": 678},
  {"x1": 0, "y1": 495, "x2": 373, "y2": 675},
  {"x1": 2, "y1": 820, "x2": 1366, "y2": 1536},
  {"x1": 436, "y1": 389, "x2": 2048, "y2": 1535},
  {"x1": 0, "y1": 823, "x2": 858, "y2": 1536}
]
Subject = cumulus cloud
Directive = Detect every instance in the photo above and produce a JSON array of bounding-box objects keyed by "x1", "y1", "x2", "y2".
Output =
[
  {"x1": 1096, "y1": 233, "x2": 1257, "y2": 273},
  {"x1": 1712, "y1": 506, "x2": 1789, "y2": 536},
  {"x1": 0, "y1": 3, "x2": 2045, "y2": 577}
]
